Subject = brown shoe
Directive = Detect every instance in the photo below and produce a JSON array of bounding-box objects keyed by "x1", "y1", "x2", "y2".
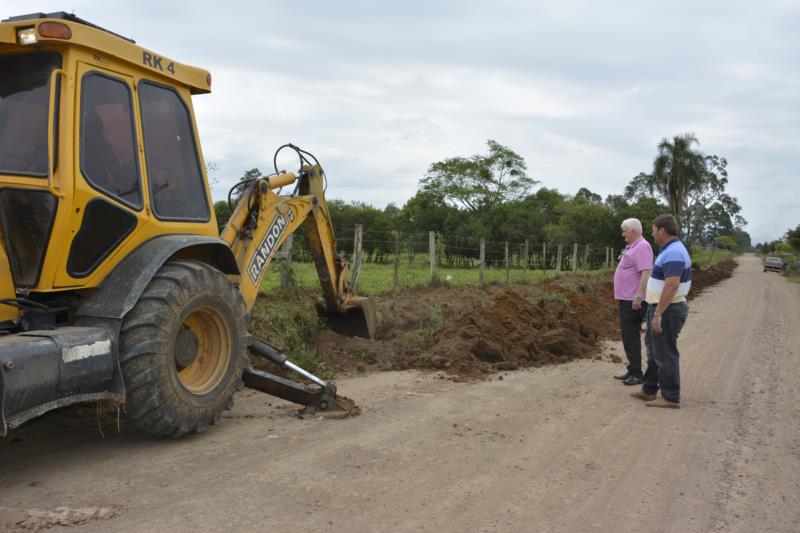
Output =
[
  {"x1": 645, "y1": 397, "x2": 680, "y2": 409},
  {"x1": 630, "y1": 391, "x2": 657, "y2": 401}
]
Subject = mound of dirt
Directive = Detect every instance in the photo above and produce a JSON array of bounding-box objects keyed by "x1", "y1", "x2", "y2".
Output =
[
  {"x1": 255, "y1": 259, "x2": 737, "y2": 382},
  {"x1": 418, "y1": 278, "x2": 620, "y2": 379},
  {"x1": 313, "y1": 276, "x2": 618, "y2": 380},
  {"x1": 420, "y1": 289, "x2": 605, "y2": 379},
  {"x1": 690, "y1": 258, "x2": 737, "y2": 297}
]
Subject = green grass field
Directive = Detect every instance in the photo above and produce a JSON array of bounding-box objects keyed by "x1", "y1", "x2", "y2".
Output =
[
  {"x1": 261, "y1": 260, "x2": 607, "y2": 295},
  {"x1": 690, "y1": 248, "x2": 733, "y2": 267},
  {"x1": 261, "y1": 248, "x2": 736, "y2": 296}
]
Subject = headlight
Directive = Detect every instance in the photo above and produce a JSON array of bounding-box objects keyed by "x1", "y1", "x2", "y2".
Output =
[{"x1": 17, "y1": 27, "x2": 37, "y2": 45}]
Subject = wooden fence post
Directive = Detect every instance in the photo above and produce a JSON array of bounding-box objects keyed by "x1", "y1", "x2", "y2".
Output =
[
  {"x1": 279, "y1": 234, "x2": 294, "y2": 290},
  {"x1": 583, "y1": 244, "x2": 590, "y2": 271},
  {"x1": 393, "y1": 231, "x2": 400, "y2": 294},
  {"x1": 604, "y1": 247, "x2": 609, "y2": 269},
  {"x1": 505, "y1": 241, "x2": 510, "y2": 284},
  {"x1": 542, "y1": 242, "x2": 548, "y2": 279},
  {"x1": 351, "y1": 224, "x2": 364, "y2": 292},
  {"x1": 479, "y1": 239, "x2": 485, "y2": 287},
  {"x1": 429, "y1": 231, "x2": 437, "y2": 281},
  {"x1": 556, "y1": 244, "x2": 563, "y2": 272},
  {"x1": 572, "y1": 242, "x2": 578, "y2": 272},
  {"x1": 523, "y1": 239, "x2": 529, "y2": 280}
]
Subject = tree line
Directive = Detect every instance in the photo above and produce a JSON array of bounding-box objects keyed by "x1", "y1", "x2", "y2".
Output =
[
  {"x1": 755, "y1": 224, "x2": 800, "y2": 258},
  {"x1": 215, "y1": 135, "x2": 751, "y2": 261}
]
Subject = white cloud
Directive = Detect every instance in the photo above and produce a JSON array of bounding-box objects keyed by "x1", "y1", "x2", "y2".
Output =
[{"x1": 3, "y1": 0, "x2": 798, "y2": 242}]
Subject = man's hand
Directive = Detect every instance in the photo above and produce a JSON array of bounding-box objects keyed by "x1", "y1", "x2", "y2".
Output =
[
  {"x1": 652, "y1": 275, "x2": 679, "y2": 335},
  {"x1": 632, "y1": 295, "x2": 642, "y2": 310},
  {"x1": 652, "y1": 314, "x2": 663, "y2": 334}
]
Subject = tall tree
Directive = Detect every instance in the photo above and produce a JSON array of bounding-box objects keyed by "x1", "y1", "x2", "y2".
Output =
[
  {"x1": 682, "y1": 155, "x2": 745, "y2": 243},
  {"x1": 575, "y1": 187, "x2": 602, "y2": 203},
  {"x1": 786, "y1": 224, "x2": 800, "y2": 253},
  {"x1": 419, "y1": 140, "x2": 537, "y2": 212},
  {"x1": 626, "y1": 134, "x2": 704, "y2": 218},
  {"x1": 730, "y1": 228, "x2": 752, "y2": 252},
  {"x1": 626, "y1": 135, "x2": 745, "y2": 243},
  {"x1": 653, "y1": 133, "x2": 705, "y2": 217}
]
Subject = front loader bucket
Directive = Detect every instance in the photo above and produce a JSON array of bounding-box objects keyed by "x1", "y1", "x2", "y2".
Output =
[{"x1": 321, "y1": 297, "x2": 376, "y2": 339}]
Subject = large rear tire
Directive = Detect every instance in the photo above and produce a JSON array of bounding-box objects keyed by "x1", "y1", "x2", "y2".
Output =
[{"x1": 119, "y1": 260, "x2": 250, "y2": 437}]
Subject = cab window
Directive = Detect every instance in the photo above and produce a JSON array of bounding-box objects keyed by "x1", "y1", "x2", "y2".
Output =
[
  {"x1": 80, "y1": 72, "x2": 142, "y2": 209},
  {"x1": 139, "y1": 81, "x2": 209, "y2": 221},
  {"x1": 0, "y1": 52, "x2": 61, "y2": 177}
]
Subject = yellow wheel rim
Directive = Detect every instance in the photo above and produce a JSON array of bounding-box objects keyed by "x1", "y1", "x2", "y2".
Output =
[{"x1": 176, "y1": 307, "x2": 231, "y2": 395}]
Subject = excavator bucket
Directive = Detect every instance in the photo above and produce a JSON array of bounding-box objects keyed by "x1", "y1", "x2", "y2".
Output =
[{"x1": 320, "y1": 297, "x2": 376, "y2": 340}]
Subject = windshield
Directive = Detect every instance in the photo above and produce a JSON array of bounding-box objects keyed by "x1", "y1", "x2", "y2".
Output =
[{"x1": 0, "y1": 52, "x2": 61, "y2": 177}]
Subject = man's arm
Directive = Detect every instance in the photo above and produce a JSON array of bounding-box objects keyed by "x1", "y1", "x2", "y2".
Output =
[
  {"x1": 651, "y1": 276, "x2": 680, "y2": 334},
  {"x1": 632, "y1": 269, "x2": 651, "y2": 310},
  {"x1": 632, "y1": 269, "x2": 650, "y2": 311}
]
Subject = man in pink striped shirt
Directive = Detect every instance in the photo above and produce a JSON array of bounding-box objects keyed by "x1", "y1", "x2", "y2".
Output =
[{"x1": 612, "y1": 218, "x2": 654, "y2": 385}]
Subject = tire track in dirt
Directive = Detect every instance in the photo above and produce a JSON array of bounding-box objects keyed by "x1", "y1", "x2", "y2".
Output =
[
  {"x1": 705, "y1": 273, "x2": 800, "y2": 532},
  {"x1": 1, "y1": 255, "x2": 797, "y2": 533}
]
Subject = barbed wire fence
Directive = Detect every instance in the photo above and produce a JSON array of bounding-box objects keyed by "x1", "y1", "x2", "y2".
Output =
[{"x1": 273, "y1": 224, "x2": 619, "y2": 292}]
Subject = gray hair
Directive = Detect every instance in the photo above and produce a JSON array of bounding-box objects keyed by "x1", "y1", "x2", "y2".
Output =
[{"x1": 621, "y1": 218, "x2": 643, "y2": 234}]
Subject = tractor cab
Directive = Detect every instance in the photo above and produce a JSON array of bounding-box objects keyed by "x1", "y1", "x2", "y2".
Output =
[
  {"x1": 0, "y1": 12, "x2": 217, "y2": 326},
  {"x1": 0, "y1": 13, "x2": 363, "y2": 438}
]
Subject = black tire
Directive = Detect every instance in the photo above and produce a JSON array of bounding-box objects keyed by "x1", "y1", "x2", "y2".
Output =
[{"x1": 119, "y1": 259, "x2": 250, "y2": 437}]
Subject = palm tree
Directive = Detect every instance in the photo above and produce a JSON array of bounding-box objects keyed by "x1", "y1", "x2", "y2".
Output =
[{"x1": 652, "y1": 133, "x2": 705, "y2": 218}]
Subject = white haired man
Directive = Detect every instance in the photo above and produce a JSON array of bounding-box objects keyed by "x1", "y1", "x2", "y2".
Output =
[{"x1": 612, "y1": 218, "x2": 653, "y2": 385}]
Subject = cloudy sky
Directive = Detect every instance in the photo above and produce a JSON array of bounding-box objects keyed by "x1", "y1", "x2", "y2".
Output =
[{"x1": 6, "y1": 1, "x2": 798, "y2": 242}]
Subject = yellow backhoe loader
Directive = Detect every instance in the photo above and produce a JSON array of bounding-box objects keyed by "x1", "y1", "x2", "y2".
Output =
[{"x1": 0, "y1": 12, "x2": 374, "y2": 437}]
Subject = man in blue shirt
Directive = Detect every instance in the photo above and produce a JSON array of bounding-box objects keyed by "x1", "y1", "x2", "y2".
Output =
[{"x1": 630, "y1": 214, "x2": 691, "y2": 408}]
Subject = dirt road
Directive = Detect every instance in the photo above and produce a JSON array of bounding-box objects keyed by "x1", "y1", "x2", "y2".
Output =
[{"x1": 2, "y1": 254, "x2": 799, "y2": 532}]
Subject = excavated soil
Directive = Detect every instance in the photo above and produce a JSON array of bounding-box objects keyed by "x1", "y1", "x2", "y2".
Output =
[
  {"x1": 304, "y1": 259, "x2": 739, "y2": 380},
  {"x1": 313, "y1": 276, "x2": 617, "y2": 380},
  {"x1": 690, "y1": 258, "x2": 738, "y2": 297}
]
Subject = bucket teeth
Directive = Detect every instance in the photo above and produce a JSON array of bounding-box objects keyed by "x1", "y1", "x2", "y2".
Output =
[{"x1": 319, "y1": 297, "x2": 376, "y2": 339}]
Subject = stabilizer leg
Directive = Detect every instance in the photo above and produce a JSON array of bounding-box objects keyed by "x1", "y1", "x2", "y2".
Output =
[{"x1": 245, "y1": 338, "x2": 358, "y2": 416}]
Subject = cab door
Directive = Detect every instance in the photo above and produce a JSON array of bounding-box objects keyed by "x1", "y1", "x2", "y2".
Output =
[{"x1": 54, "y1": 62, "x2": 146, "y2": 287}]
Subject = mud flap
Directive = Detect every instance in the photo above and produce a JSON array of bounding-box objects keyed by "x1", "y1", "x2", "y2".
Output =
[{"x1": 0, "y1": 327, "x2": 121, "y2": 436}]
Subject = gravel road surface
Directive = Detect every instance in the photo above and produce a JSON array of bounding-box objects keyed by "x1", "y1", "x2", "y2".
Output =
[{"x1": 1, "y1": 254, "x2": 798, "y2": 532}]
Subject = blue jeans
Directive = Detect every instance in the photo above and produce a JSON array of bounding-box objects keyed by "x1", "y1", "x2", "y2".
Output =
[{"x1": 642, "y1": 302, "x2": 689, "y2": 403}]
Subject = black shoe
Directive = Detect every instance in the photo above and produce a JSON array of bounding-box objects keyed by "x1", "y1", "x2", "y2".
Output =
[
  {"x1": 614, "y1": 371, "x2": 631, "y2": 380},
  {"x1": 623, "y1": 374, "x2": 643, "y2": 386}
]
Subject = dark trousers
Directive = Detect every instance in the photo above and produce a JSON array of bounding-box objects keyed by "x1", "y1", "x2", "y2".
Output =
[
  {"x1": 642, "y1": 302, "x2": 689, "y2": 402},
  {"x1": 618, "y1": 300, "x2": 647, "y2": 376}
]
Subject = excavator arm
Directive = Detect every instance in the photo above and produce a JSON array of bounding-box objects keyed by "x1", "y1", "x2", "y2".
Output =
[
  {"x1": 218, "y1": 160, "x2": 373, "y2": 416},
  {"x1": 220, "y1": 164, "x2": 373, "y2": 334}
]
